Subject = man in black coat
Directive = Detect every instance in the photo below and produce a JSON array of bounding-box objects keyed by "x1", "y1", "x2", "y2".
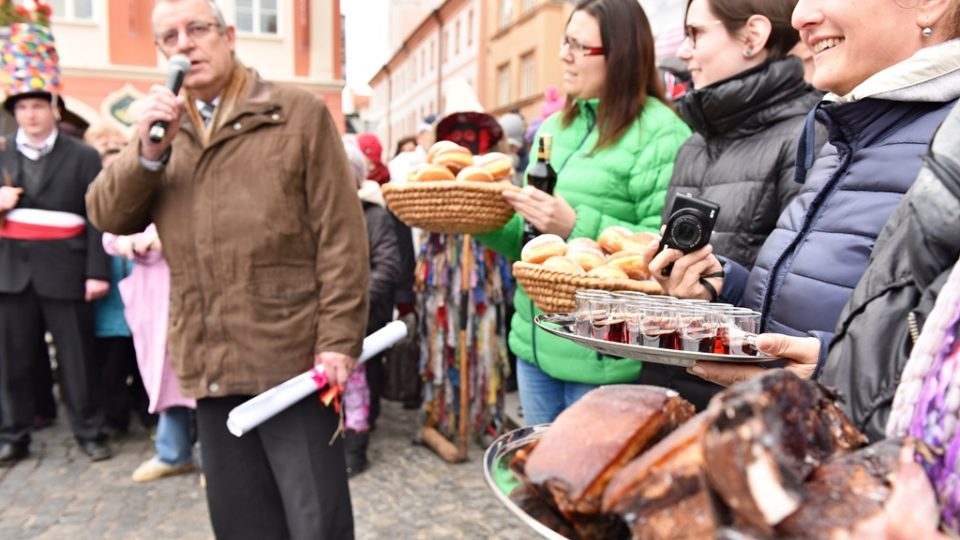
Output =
[{"x1": 0, "y1": 92, "x2": 112, "y2": 464}]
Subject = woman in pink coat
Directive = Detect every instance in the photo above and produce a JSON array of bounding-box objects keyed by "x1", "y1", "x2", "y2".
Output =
[{"x1": 104, "y1": 224, "x2": 196, "y2": 482}]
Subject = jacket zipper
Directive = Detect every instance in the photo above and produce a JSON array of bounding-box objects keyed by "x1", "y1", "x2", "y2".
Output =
[
  {"x1": 530, "y1": 102, "x2": 599, "y2": 366},
  {"x1": 759, "y1": 139, "x2": 853, "y2": 330},
  {"x1": 907, "y1": 311, "x2": 921, "y2": 345}
]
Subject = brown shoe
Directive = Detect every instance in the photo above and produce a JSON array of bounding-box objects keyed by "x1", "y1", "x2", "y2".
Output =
[{"x1": 131, "y1": 458, "x2": 195, "y2": 482}]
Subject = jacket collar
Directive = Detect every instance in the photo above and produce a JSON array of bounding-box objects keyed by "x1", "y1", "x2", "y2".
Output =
[
  {"x1": 795, "y1": 40, "x2": 960, "y2": 184},
  {"x1": 678, "y1": 57, "x2": 817, "y2": 138},
  {"x1": 180, "y1": 62, "x2": 284, "y2": 148},
  {"x1": 15, "y1": 128, "x2": 58, "y2": 160},
  {"x1": 572, "y1": 98, "x2": 599, "y2": 119},
  {"x1": 825, "y1": 39, "x2": 960, "y2": 104}
]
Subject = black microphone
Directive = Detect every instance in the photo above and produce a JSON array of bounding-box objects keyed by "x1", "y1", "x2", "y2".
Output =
[{"x1": 148, "y1": 54, "x2": 191, "y2": 143}]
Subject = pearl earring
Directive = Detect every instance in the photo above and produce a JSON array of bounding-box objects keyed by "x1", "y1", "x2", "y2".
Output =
[
  {"x1": 743, "y1": 47, "x2": 754, "y2": 58},
  {"x1": 922, "y1": 27, "x2": 933, "y2": 38}
]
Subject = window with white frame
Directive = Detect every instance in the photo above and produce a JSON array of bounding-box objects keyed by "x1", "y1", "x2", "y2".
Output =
[
  {"x1": 467, "y1": 10, "x2": 473, "y2": 46},
  {"x1": 520, "y1": 51, "x2": 536, "y2": 98},
  {"x1": 236, "y1": 0, "x2": 278, "y2": 35},
  {"x1": 454, "y1": 20, "x2": 461, "y2": 55},
  {"x1": 497, "y1": 63, "x2": 511, "y2": 107},
  {"x1": 27, "y1": 0, "x2": 93, "y2": 20},
  {"x1": 499, "y1": 0, "x2": 512, "y2": 28}
]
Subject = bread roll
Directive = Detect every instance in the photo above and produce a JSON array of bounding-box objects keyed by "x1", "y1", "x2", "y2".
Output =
[
  {"x1": 410, "y1": 164, "x2": 456, "y2": 182},
  {"x1": 426, "y1": 140, "x2": 462, "y2": 163},
  {"x1": 598, "y1": 226, "x2": 634, "y2": 254},
  {"x1": 521, "y1": 234, "x2": 567, "y2": 264},
  {"x1": 474, "y1": 152, "x2": 514, "y2": 180},
  {"x1": 567, "y1": 237, "x2": 602, "y2": 253},
  {"x1": 567, "y1": 248, "x2": 606, "y2": 272},
  {"x1": 620, "y1": 231, "x2": 659, "y2": 252},
  {"x1": 431, "y1": 144, "x2": 473, "y2": 174},
  {"x1": 455, "y1": 166, "x2": 495, "y2": 183},
  {"x1": 542, "y1": 256, "x2": 585, "y2": 275},
  {"x1": 586, "y1": 265, "x2": 629, "y2": 280},
  {"x1": 605, "y1": 250, "x2": 651, "y2": 280}
]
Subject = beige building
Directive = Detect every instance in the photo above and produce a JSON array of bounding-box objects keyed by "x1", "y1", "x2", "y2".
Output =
[
  {"x1": 387, "y1": 0, "x2": 444, "y2": 53},
  {"x1": 6, "y1": 0, "x2": 346, "y2": 134},
  {"x1": 368, "y1": 0, "x2": 483, "y2": 158},
  {"x1": 485, "y1": 0, "x2": 574, "y2": 122},
  {"x1": 369, "y1": 0, "x2": 685, "y2": 157}
]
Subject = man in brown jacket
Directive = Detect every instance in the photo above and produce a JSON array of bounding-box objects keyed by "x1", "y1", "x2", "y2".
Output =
[{"x1": 85, "y1": 0, "x2": 369, "y2": 537}]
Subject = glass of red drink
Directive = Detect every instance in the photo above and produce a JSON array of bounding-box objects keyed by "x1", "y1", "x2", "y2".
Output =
[
  {"x1": 678, "y1": 307, "x2": 720, "y2": 353},
  {"x1": 718, "y1": 308, "x2": 761, "y2": 356},
  {"x1": 638, "y1": 302, "x2": 680, "y2": 350},
  {"x1": 574, "y1": 290, "x2": 611, "y2": 337}
]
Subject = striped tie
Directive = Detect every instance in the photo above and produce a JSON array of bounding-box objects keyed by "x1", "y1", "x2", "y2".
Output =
[{"x1": 200, "y1": 102, "x2": 215, "y2": 126}]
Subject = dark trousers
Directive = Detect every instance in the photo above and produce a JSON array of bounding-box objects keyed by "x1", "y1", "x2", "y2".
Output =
[
  {"x1": 637, "y1": 362, "x2": 722, "y2": 411},
  {"x1": 365, "y1": 354, "x2": 383, "y2": 429},
  {"x1": 196, "y1": 394, "x2": 354, "y2": 540},
  {"x1": 94, "y1": 336, "x2": 150, "y2": 432},
  {"x1": 0, "y1": 286, "x2": 105, "y2": 445},
  {"x1": 32, "y1": 338, "x2": 57, "y2": 419}
]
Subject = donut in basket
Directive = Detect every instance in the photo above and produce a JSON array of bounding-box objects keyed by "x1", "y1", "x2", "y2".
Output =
[
  {"x1": 513, "y1": 228, "x2": 662, "y2": 313},
  {"x1": 381, "y1": 142, "x2": 521, "y2": 234}
]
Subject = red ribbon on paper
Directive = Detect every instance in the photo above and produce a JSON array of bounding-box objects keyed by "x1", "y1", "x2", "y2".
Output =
[{"x1": 310, "y1": 366, "x2": 342, "y2": 413}]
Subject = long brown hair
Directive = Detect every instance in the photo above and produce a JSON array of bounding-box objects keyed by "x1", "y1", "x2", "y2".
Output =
[
  {"x1": 562, "y1": 0, "x2": 666, "y2": 151},
  {"x1": 687, "y1": 0, "x2": 800, "y2": 60}
]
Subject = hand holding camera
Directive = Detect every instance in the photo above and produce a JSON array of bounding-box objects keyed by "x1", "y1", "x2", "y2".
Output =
[{"x1": 642, "y1": 194, "x2": 724, "y2": 300}]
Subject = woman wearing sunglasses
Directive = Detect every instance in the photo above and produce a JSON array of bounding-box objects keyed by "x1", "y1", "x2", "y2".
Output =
[
  {"x1": 477, "y1": 0, "x2": 690, "y2": 425},
  {"x1": 643, "y1": 0, "x2": 960, "y2": 412}
]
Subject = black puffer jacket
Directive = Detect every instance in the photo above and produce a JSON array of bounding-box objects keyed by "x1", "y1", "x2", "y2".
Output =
[
  {"x1": 819, "y1": 100, "x2": 960, "y2": 441},
  {"x1": 362, "y1": 201, "x2": 402, "y2": 334},
  {"x1": 666, "y1": 57, "x2": 822, "y2": 267}
]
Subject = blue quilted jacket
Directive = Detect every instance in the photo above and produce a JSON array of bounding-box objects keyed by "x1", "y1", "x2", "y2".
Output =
[{"x1": 722, "y1": 43, "x2": 960, "y2": 358}]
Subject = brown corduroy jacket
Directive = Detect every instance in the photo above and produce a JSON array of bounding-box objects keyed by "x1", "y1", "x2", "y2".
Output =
[{"x1": 86, "y1": 65, "x2": 369, "y2": 399}]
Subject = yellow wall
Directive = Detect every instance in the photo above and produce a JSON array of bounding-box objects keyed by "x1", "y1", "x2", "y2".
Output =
[{"x1": 485, "y1": 2, "x2": 572, "y2": 118}]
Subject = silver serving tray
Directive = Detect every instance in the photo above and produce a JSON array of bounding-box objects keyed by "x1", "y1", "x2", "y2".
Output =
[
  {"x1": 482, "y1": 424, "x2": 572, "y2": 540},
  {"x1": 534, "y1": 313, "x2": 777, "y2": 368}
]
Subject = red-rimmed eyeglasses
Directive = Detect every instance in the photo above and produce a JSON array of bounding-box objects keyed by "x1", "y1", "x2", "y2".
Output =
[{"x1": 560, "y1": 35, "x2": 605, "y2": 57}]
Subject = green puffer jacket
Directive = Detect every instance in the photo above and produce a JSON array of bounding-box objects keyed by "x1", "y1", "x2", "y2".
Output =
[{"x1": 477, "y1": 97, "x2": 690, "y2": 384}]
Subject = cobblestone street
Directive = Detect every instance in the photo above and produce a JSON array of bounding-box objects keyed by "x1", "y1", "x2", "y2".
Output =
[{"x1": 0, "y1": 401, "x2": 536, "y2": 540}]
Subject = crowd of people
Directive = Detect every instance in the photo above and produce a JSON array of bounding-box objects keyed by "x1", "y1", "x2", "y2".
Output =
[{"x1": 2, "y1": 0, "x2": 960, "y2": 536}]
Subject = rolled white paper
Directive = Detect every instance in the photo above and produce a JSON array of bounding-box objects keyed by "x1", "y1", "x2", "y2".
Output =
[
  {"x1": 358, "y1": 319, "x2": 409, "y2": 363},
  {"x1": 226, "y1": 320, "x2": 408, "y2": 437}
]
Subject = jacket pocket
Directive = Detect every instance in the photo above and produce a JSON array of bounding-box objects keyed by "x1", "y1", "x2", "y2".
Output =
[
  {"x1": 165, "y1": 277, "x2": 203, "y2": 380},
  {"x1": 229, "y1": 271, "x2": 318, "y2": 371}
]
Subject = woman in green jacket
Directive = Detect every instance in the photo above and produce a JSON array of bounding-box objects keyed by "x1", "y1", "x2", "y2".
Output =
[{"x1": 477, "y1": 0, "x2": 691, "y2": 424}]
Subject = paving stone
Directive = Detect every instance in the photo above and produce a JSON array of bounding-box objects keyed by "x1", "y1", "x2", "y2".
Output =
[{"x1": 0, "y1": 401, "x2": 542, "y2": 539}]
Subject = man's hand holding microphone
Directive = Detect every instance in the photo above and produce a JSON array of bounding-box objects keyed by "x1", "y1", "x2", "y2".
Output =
[{"x1": 137, "y1": 55, "x2": 190, "y2": 162}]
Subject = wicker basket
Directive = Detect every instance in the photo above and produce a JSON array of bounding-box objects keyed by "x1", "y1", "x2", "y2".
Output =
[
  {"x1": 382, "y1": 181, "x2": 520, "y2": 234},
  {"x1": 513, "y1": 261, "x2": 663, "y2": 313}
]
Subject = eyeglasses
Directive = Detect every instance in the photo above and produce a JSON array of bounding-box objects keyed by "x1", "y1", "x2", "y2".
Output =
[
  {"x1": 684, "y1": 20, "x2": 725, "y2": 49},
  {"x1": 560, "y1": 35, "x2": 605, "y2": 57},
  {"x1": 156, "y1": 21, "x2": 221, "y2": 50}
]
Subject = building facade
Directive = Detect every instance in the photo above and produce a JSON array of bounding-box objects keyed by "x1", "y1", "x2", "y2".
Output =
[
  {"x1": 485, "y1": 0, "x2": 573, "y2": 122},
  {"x1": 368, "y1": 0, "x2": 685, "y2": 159},
  {"x1": 6, "y1": 0, "x2": 345, "y2": 134},
  {"x1": 368, "y1": 0, "x2": 483, "y2": 159}
]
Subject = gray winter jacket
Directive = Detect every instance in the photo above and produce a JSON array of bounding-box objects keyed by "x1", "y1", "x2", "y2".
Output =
[{"x1": 667, "y1": 57, "x2": 822, "y2": 267}]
